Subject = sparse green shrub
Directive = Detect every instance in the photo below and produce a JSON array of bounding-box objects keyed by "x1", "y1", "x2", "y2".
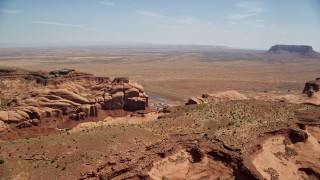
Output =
[{"x1": 0, "y1": 159, "x2": 4, "y2": 164}]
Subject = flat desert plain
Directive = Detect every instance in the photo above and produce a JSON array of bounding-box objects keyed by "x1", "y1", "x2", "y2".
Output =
[
  {"x1": 1, "y1": 45, "x2": 319, "y2": 103},
  {"x1": 1, "y1": 45, "x2": 320, "y2": 180}
]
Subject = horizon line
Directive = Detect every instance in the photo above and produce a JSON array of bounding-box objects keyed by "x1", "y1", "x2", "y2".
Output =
[{"x1": 0, "y1": 42, "x2": 272, "y2": 51}]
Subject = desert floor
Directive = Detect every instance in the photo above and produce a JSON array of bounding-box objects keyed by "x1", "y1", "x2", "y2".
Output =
[{"x1": 1, "y1": 45, "x2": 319, "y2": 103}]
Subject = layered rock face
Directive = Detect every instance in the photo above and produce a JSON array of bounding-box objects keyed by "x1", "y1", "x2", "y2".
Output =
[
  {"x1": 267, "y1": 45, "x2": 320, "y2": 58},
  {"x1": 101, "y1": 77, "x2": 148, "y2": 111},
  {"x1": 0, "y1": 68, "x2": 148, "y2": 128}
]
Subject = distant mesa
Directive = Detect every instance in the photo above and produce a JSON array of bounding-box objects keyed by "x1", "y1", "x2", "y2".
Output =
[{"x1": 267, "y1": 44, "x2": 320, "y2": 58}]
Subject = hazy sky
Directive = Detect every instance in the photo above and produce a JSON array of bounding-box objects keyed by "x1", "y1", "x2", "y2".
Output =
[{"x1": 0, "y1": 0, "x2": 319, "y2": 50}]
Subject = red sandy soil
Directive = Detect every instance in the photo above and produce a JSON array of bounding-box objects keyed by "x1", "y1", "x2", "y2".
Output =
[
  {"x1": 0, "y1": 99, "x2": 319, "y2": 179},
  {"x1": 0, "y1": 47, "x2": 320, "y2": 179}
]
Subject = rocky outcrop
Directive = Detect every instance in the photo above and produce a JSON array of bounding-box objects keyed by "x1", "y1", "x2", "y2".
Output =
[
  {"x1": 101, "y1": 78, "x2": 148, "y2": 111},
  {"x1": 17, "y1": 119, "x2": 40, "y2": 129},
  {"x1": 267, "y1": 45, "x2": 320, "y2": 58},
  {"x1": 303, "y1": 78, "x2": 320, "y2": 96},
  {"x1": 70, "y1": 104, "x2": 98, "y2": 121},
  {"x1": 299, "y1": 78, "x2": 320, "y2": 106},
  {"x1": 0, "y1": 68, "x2": 148, "y2": 128},
  {"x1": 186, "y1": 91, "x2": 247, "y2": 105}
]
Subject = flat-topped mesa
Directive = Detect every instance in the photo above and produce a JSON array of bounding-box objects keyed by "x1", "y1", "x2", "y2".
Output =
[
  {"x1": 0, "y1": 68, "x2": 148, "y2": 129},
  {"x1": 267, "y1": 44, "x2": 320, "y2": 58},
  {"x1": 268, "y1": 45, "x2": 315, "y2": 54}
]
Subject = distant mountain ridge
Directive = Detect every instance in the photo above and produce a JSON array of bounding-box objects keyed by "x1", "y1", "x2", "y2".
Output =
[{"x1": 267, "y1": 44, "x2": 320, "y2": 58}]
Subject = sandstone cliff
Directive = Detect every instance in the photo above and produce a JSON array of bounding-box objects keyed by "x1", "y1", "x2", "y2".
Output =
[{"x1": 0, "y1": 68, "x2": 148, "y2": 129}]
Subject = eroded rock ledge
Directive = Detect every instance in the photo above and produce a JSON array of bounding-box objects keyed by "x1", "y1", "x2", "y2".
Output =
[{"x1": 0, "y1": 68, "x2": 148, "y2": 130}]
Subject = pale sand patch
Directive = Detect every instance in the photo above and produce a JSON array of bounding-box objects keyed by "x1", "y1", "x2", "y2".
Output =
[
  {"x1": 71, "y1": 112, "x2": 161, "y2": 133},
  {"x1": 149, "y1": 149, "x2": 234, "y2": 180},
  {"x1": 252, "y1": 127, "x2": 320, "y2": 180}
]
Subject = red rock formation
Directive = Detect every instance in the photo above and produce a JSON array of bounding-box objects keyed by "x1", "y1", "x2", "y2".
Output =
[
  {"x1": 101, "y1": 77, "x2": 148, "y2": 111},
  {"x1": 0, "y1": 69, "x2": 149, "y2": 128},
  {"x1": 186, "y1": 91, "x2": 247, "y2": 105}
]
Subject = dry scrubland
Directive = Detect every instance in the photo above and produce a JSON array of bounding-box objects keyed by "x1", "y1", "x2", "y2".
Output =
[
  {"x1": 0, "y1": 45, "x2": 320, "y2": 179},
  {"x1": 0, "y1": 99, "x2": 319, "y2": 179},
  {"x1": 1, "y1": 45, "x2": 320, "y2": 102}
]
